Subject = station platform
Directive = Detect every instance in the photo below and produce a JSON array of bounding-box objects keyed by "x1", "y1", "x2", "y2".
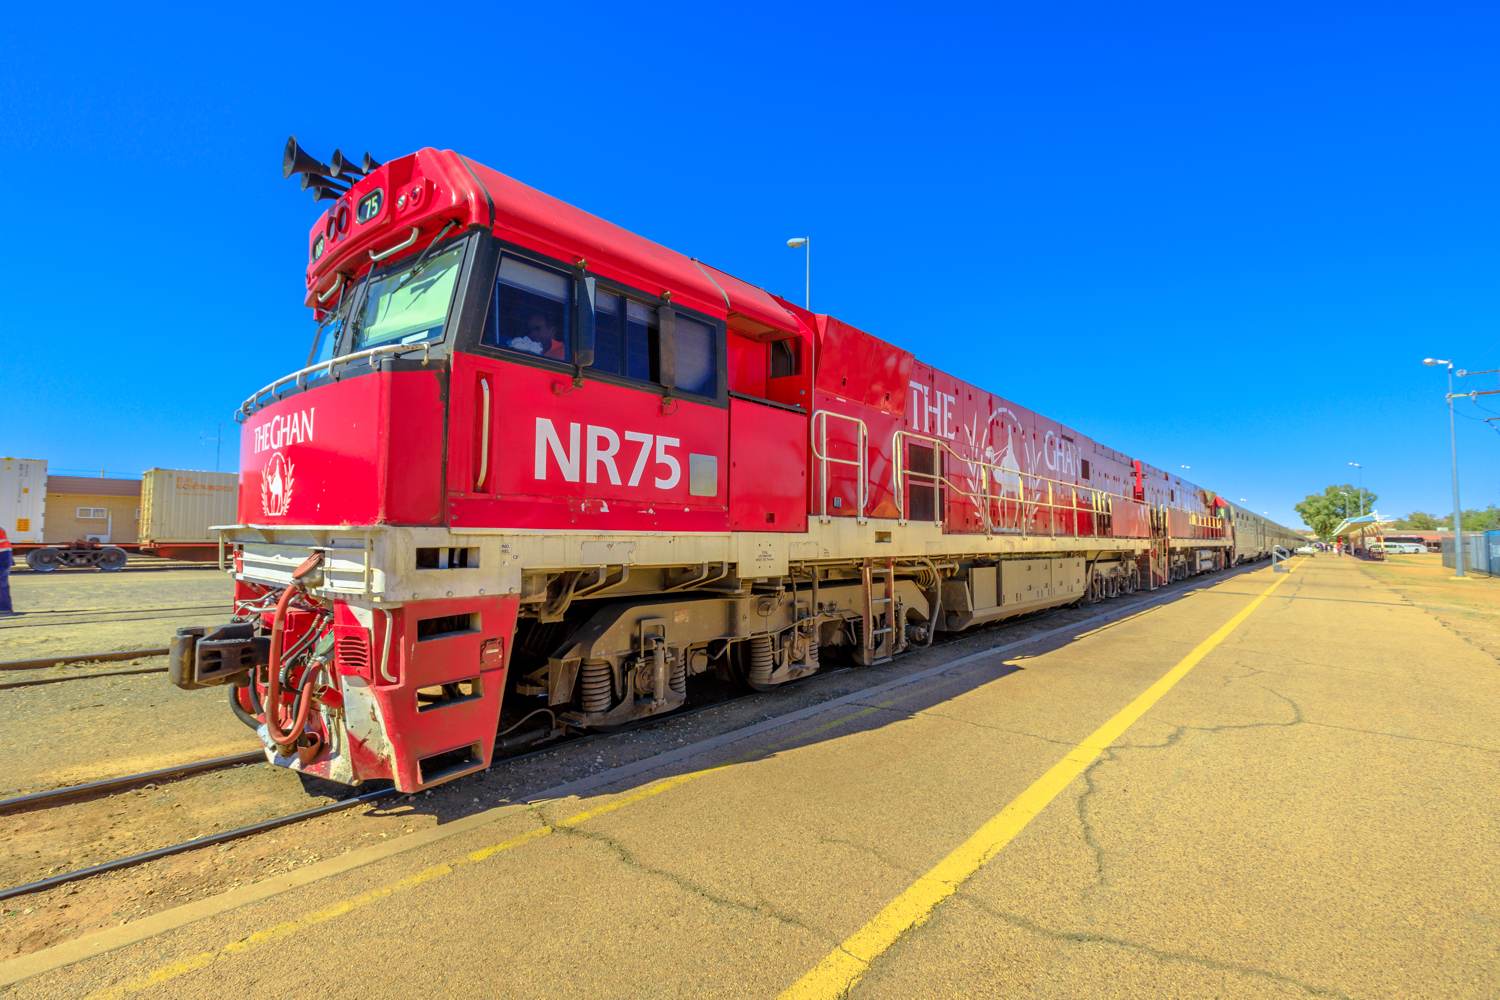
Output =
[{"x1": 5, "y1": 556, "x2": 1498, "y2": 998}]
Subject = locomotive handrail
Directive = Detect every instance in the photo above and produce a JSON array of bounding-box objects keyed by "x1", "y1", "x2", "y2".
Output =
[
  {"x1": 237, "y1": 341, "x2": 433, "y2": 419},
  {"x1": 890, "y1": 429, "x2": 991, "y2": 530},
  {"x1": 475, "y1": 375, "x2": 491, "y2": 490},
  {"x1": 315, "y1": 273, "x2": 345, "y2": 304},
  {"x1": 810, "y1": 409, "x2": 869, "y2": 522},
  {"x1": 368, "y1": 226, "x2": 421, "y2": 262},
  {"x1": 890, "y1": 429, "x2": 1131, "y2": 539}
]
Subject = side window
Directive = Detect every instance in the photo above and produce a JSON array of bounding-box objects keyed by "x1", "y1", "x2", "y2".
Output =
[
  {"x1": 485, "y1": 257, "x2": 571, "y2": 362},
  {"x1": 586, "y1": 292, "x2": 662, "y2": 383},
  {"x1": 593, "y1": 291, "x2": 624, "y2": 375},
  {"x1": 770, "y1": 338, "x2": 799, "y2": 377},
  {"x1": 672, "y1": 313, "x2": 718, "y2": 397},
  {"x1": 624, "y1": 300, "x2": 659, "y2": 381}
]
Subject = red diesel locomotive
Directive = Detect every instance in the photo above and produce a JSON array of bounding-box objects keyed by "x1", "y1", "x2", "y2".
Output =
[{"x1": 169, "y1": 140, "x2": 1303, "y2": 792}]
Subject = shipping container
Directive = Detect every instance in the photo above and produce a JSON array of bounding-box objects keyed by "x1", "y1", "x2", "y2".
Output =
[
  {"x1": 139, "y1": 468, "x2": 239, "y2": 543},
  {"x1": 0, "y1": 457, "x2": 48, "y2": 542}
]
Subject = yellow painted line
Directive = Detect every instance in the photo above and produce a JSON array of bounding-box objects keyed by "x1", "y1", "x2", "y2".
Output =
[
  {"x1": 88, "y1": 772, "x2": 718, "y2": 999},
  {"x1": 779, "y1": 561, "x2": 1298, "y2": 1000}
]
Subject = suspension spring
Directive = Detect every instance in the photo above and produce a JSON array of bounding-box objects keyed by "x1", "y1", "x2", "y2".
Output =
[
  {"x1": 668, "y1": 653, "x2": 686, "y2": 696},
  {"x1": 747, "y1": 634, "x2": 775, "y2": 688},
  {"x1": 579, "y1": 660, "x2": 613, "y2": 714}
]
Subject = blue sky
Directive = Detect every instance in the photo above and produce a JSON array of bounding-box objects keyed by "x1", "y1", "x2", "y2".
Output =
[{"x1": 2, "y1": 5, "x2": 1495, "y2": 529}]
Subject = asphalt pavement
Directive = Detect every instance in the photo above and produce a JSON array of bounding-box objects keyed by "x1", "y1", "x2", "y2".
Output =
[{"x1": 5, "y1": 556, "x2": 1497, "y2": 999}]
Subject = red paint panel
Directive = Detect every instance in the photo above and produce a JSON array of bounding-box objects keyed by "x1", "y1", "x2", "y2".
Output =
[
  {"x1": 727, "y1": 335, "x2": 768, "y2": 399},
  {"x1": 238, "y1": 370, "x2": 445, "y2": 526},
  {"x1": 729, "y1": 398, "x2": 807, "y2": 532},
  {"x1": 815, "y1": 317, "x2": 912, "y2": 414},
  {"x1": 448, "y1": 353, "x2": 730, "y2": 532},
  {"x1": 367, "y1": 595, "x2": 518, "y2": 791}
]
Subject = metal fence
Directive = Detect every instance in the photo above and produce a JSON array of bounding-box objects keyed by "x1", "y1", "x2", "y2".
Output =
[{"x1": 1440, "y1": 531, "x2": 1498, "y2": 576}]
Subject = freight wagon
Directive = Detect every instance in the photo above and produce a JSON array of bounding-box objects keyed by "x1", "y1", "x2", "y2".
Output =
[
  {"x1": 4, "y1": 467, "x2": 237, "y2": 571},
  {"x1": 0, "y1": 457, "x2": 47, "y2": 543}
]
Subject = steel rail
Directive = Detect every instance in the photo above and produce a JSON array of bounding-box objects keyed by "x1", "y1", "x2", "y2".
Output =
[
  {"x1": 0, "y1": 752, "x2": 265, "y2": 816},
  {"x1": 0, "y1": 667, "x2": 166, "y2": 691},
  {"x1": 0, "y1": 787, "x2": 397, "y2": 903},
  {"x1": 0, "y1": 648, "x2": 169, "y2": 671},
  {"x1": 7, "y1": 603, "x2": 225, "y2": 619}
]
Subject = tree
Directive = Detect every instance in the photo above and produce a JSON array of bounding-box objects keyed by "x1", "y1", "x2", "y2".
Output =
[
  {"x1": 1459, "y1": 506, "x2": 1500, "y2": 532},
  {"x1": 1392, "y1": 511, "x2": 1440, "y2": 530},
  {"x1": 1294, "y1": 483, "x2": 1379, "y2": 540}
]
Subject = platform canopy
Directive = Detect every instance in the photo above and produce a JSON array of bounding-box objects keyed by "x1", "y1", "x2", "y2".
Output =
[{"x1": 1330, "y1": 512, "x2": 1395, "y2": 540}]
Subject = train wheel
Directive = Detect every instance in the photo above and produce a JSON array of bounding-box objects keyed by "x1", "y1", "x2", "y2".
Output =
[
  {"x1": 25, "y1": 548, "x2": 61, "y2": 573},
  {"x1": 97, "y1": 547, "x2": 129, "y2": 572}
]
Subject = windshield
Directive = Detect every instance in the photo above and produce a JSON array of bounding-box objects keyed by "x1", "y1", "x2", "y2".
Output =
[
  {"x1": 307, "y1": 312, "x2": 344, "y2": 368},
  {"x1": 352, "y1": 243, "x2": 466, "y2": 351}
]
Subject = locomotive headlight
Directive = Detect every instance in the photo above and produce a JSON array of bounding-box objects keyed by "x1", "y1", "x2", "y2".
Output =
[{"x1": 311, "y1": 235, "x2": 324, "y2": 261}]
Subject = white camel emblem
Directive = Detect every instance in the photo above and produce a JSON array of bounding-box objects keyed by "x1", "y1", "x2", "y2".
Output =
[{"x1": 260, "y1": 452, "x2": 295, "y2": 517}]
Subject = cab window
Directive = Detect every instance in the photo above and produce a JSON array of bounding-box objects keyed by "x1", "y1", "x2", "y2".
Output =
[
  {"x1": 485, "y1": 257, "x2": 570, "y2": 362},
  {"x1": 672, "y1": 313, "x2": 717, "y2": 397}
]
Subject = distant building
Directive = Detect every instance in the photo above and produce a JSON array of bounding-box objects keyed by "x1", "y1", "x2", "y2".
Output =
[{"x1": 43, "y1": 475, "x2": 141, "y2": 544}]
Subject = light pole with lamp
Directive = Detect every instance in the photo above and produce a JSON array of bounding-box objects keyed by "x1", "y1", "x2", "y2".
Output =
[
  {"x1": 1422, "y1": 358, "x2": 1465, "y2": 578},
  {"x1": 786, "y1": 237, "x2": 810, "y2": 310},
  {"x1": 1346, "y1": 461, "x2": 1364, "y2": 514}
]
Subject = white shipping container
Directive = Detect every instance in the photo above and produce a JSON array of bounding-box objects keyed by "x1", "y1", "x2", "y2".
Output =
[
  {"x1": 139, "y1": 468, "x2": 239, "y2": 543},
  {"x1": 0, "y1": 457, "x2": 47, "y2": 543}
]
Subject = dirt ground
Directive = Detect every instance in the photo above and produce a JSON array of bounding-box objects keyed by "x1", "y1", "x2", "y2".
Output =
[
  {"x1": 0, "y1": 568, "x2": 229, "y2": 661},
  {"x1": 0, "y1": 661, "x2": 252, "y2": 797},
  {"x1": 1358, "y1": 553, "x2": 1500, "y2": 660}
]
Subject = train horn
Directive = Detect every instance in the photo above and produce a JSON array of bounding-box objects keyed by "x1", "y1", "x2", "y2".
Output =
[
  {"x1": 329, "y1": 149, "x2": 364, "y2": 179},
  {"x1": 299, "y1": 172, "x2": 348, "y2": 195},
  {"x1": 361, "y1": 151, "x2": 382, "y2": 173},
  {"x1": 306, "y1": 184, "x2": 342, "y2": 202},
  {"x1": 283, "y1": 135, "x2": 333, "y2": 179}
]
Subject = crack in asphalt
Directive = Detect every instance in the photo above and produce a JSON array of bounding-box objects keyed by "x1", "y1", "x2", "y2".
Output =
[
  {"x1": 941, "y1": 896, "x2": 1355, "y2": 1000},
  {"x1": 553, "y1": 822, "x2": 844, "y2": 947},
  {"x1": 1070, "y1": 686, "x2": 1305, "y2": 895},
  {"x1": 1302, "y1": 720, "x2": 1500, "y2": 755},
  {"x1": 815, "y1": 833, "x2": 921, "y2": 879},
  {"x1": 1074, "y1": 750, "x2": 1116, "y2": 890}
]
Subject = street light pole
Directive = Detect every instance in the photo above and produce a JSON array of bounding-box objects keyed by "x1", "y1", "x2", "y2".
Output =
[
  {"x1": 1423, "y1": 358, "x2": 1465, "y2": 577},
  {"x1": 786, "y1": 237, "x2": 810, "y2": 310},
  {"x1": 1346, "y1": 460, "x2": 1363, "y2": 515}
]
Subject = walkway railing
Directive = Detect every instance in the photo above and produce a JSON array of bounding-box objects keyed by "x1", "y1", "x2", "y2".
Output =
[
  {"x1": 810, "y1": 410, "x2": 869, "y2": 522},
  {"x1": 809, "y1": 408, "x2": 1226, "y2": 541}
]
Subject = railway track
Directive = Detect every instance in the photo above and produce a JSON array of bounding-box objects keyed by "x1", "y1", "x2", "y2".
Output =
[
  {"x1": 0, "y1": 648, "x2": 169, "y2": 672},
  {"x1": 0, "y1": 567, "x2": 1259, "y2": 905},
  {"x1": 0, "y1": 752, "x2": 265, "y2": 817},
  {"x1": 0, "y1": 692, "x2": 744, "y2": 904}
]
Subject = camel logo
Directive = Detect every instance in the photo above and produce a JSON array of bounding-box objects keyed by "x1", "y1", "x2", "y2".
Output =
[{"x1": 260, "y1": 451, "x2": 295, "y2": 517}]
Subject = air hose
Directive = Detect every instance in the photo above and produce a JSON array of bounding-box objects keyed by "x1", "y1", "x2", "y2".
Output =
[{"x1": 262, "y1": 551, "x2": 326, "y2": 750}]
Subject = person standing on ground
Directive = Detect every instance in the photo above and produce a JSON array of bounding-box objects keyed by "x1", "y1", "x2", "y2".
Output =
[{"x1": 0, "y1": 526, "x2": 13, "y2": 616}]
